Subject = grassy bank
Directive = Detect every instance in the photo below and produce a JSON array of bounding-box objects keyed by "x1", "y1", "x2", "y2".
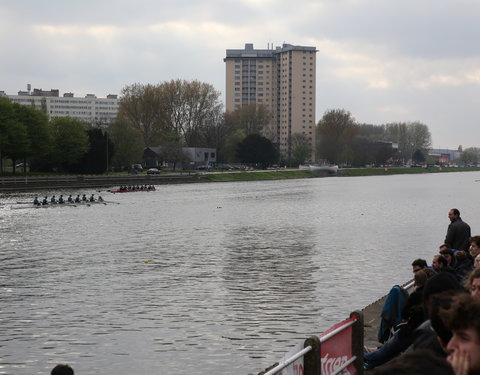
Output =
[{"x1": 202, "y1": 166, "x2": 480, "y2": 182}]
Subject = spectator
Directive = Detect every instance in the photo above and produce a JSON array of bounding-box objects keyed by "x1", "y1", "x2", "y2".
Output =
[
  {"x1": 363, "y1": 269, "x2": 435, "y2": 369},
  {"x1": 432, "y1": 255, "x2": 456, "y2": 276},
  {"x1": 469, "y1": 236, "x2": 480, "y2": 259},
  {"x1": 412, "y1": 258, "x2": 428, "y2": 273},
  {"x1": 464, "y1": 267, "x2": 480, "y2": 299},
  {"x1": 366, "y1": 349, "x2": 454, "y2": 375},
  {"x1": 475, "y1": 254, "x2": 480, "y2": 269},
  {"x1": 51, "y1": 364, "x2": 74, "y2": 375},
  {"x1": 454, "y1": 250, "x2": 473, "y2": 282},
  {"x1": 411, "y1": 273, "x2": 464, "y2": 356},
  {"x1": 440, "y1": 248, "x2": 457, "y2": 269},
  {"x1": 444, "y1": 208, "x2": 471, "y2": 251},
  {"x1": 442, "y1": 294, "x2": 480, "y2": 375}
]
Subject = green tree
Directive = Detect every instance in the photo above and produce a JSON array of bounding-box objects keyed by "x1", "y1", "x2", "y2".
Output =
[
  {"x1": 236, "y1": 134, "x2": 279, "y2": 169},
  {"x1": 384, "y1": 122, "x2": 431, "y2": 162},
  {"x1": 118, "y1": 83, "x2": 165, "y2": 147},
  {"x1": 107, "y1": 119, "x2": 144, "y2": 169},
  {"x1": 316, "y1": 109, "x2": 359, "y2": 165},
  {"x1": 49, "y1": 117, "x2": 89, "y2": 171},
  {"x1": 3, "y1": 119, "x2": 30, "y2": 174},
  {"x1": 292, "y1": 144, "x2": 311, "y2": 165},
  {"x1": 12, "y1": 102, "x2": 51, "y2": 172},
  {"x1": 460, "y1": 147, "x2": 480, "y2": 166},
  {"x1": 223, "y1": 129, "x2": 245, "y2": 163},
  {"x1": 224, "y1": 104, "x2": 271, "y2": 136}
]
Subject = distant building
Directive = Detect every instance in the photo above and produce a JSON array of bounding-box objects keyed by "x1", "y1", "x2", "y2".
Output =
[
  {"x1": 224, "y1": 43, "x2": 317, "y2": 160},
  {"x1": 144, "y1": 146, "x2": 216, "y2": 169},
  {"x1": 1, "y1": 87, "x2": 119, "y2": 126},
  {"x1": 428, "y1": 148, "x2": 461, "y2": 164}
]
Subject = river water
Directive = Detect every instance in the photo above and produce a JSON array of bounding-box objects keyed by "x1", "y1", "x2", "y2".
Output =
[{"x1": 1, "y1": 172, "x2": 480, "y2": 375}]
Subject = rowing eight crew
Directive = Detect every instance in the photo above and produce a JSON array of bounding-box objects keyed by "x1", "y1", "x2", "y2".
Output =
[
  {"x1": 33, "y1": 194, "x2": 104, "y2": 206},
  {"x1": 119, "y1": 185, "x2": 156, "y2": 191}
]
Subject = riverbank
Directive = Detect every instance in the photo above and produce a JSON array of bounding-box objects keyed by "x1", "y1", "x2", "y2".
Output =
[
  {"x1": 1, "y1": 166, "x2": 479, "y2": 192},
  {"x1": 203, "y1": 166, "x2": 480, "y2": 182}
]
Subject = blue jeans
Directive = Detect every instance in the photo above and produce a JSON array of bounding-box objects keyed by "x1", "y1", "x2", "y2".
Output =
[{"x1": 364, "y1": 329, "x2": 413, "y2": 369}]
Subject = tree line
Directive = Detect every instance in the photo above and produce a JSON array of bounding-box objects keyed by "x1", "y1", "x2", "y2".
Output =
[{"x1": 2, "y1": 78, "x2": 475, "y2": 175}]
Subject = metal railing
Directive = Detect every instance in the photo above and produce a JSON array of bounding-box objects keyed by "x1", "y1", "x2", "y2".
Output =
[{"x1": 260, "y1": 310, "x2": 364, "y2": 375}]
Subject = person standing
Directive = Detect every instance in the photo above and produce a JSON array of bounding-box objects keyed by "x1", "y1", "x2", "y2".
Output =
[{"x1": 445, "y1": 208, "x2": 471, "y2": 251}]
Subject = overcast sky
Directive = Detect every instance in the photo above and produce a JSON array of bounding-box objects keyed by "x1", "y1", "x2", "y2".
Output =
[{"x1": 1, "y1": 0, "x2": 479, "y2": 149}]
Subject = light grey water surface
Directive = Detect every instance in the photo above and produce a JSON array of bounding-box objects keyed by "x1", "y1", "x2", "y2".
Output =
[{"x1": 1, "y1": 172, "x2": 480, "y2": 375}]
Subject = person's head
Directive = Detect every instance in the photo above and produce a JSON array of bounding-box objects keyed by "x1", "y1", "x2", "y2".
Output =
[
  {"x1": 423, "y1": 272, "x2": 462, "y2": 316},
  {"x1": 51, "y1": 364, "x2": 74, "y2": 375},
  {"x1": 414, "y1": 268, "x2": 437, "y2": 289},
  {"x1": 367, "y1": 349, "x2": 454, "y2": 375},
  {"x1": 443, "y1": 294, "x2": 480, "y2": 374},
  {"x1": 412, "y1": 258, "x2": 428, "y2": 273},
  {"x1": 439, "y1": 249, "x2": 454, "y2": 266},
  {"x1": 439, "y1": 244, "x2": 452, "y2": 252},
  {"x1": 469, "y1": 236, "x2": 480, "y2": 258},
  {"x1": 448, "y1": 208, "x2": 460, "y2": 222},
  {"x1": 465, "y1": 267, "x2": 480, "y2": 299},
  {"x1": 454, "y1": 250, "x2": 468, "y2": 263},
  {"x1": 475, "y1": 254, "x2": 480, "y2": 269},
  {"x1": 433, "y1": 255, "x2": 448, "y2": 270}
]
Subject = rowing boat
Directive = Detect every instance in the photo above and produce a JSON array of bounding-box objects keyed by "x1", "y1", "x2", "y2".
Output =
[{"x1": 109, "y1": 189, "x2": 154, "y2": 194}]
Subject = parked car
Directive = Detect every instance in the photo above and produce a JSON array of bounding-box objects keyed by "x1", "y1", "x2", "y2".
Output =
[
  {"x1": 147, "y1": 168, "x2": 160, "y2": 174},
  {"x1": 131, "y1": 164, "x2": 143, "y2": 173}
]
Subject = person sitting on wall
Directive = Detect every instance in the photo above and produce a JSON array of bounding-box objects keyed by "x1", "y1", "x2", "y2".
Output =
[
  {"x1": 454, "y1": 250, "x2": 473, "y2": 282},
  {"x1": 412, "y1": 258, "x2": 429, "y2": 273},
  {"x1": 367, "y1": 349, "x2": 454, "y2": 375},
  {"x1": 442, "y1": 293, "x2": 480, "y2": 375},
  {"x1": 432, "y1": 255, "x2": 456, "y2": 276},
  {"x1": 464, "y1": 267, "x2": 480, "y2": 300},
  {"x1": 364, "y1": 269, "x2": 436, "y2": 369},
  {"x1": 469, "y1": 236, "x2": 480, "y2": 260}
]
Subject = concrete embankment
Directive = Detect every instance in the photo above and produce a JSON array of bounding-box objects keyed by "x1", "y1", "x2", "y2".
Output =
[{"x1": 0, "y1": 173, "x2": 206, "y2": 192}]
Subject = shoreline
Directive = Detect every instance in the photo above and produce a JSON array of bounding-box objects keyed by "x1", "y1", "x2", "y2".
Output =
[{"x1": 1, "y1": 166, "x2": 479, "y2": 192}]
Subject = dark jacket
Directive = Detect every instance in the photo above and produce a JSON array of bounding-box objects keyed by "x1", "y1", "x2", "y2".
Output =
[{"x1": 445, "y1": 217, "x2": 471, "y2": 251}]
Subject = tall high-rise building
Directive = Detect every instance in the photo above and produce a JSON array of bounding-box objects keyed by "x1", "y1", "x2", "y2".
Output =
[{"x1": 224, "y1": 43, "x2": 317, "y2": 161}]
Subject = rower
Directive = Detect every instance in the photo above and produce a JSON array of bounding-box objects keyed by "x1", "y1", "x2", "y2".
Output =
[
  {"x1": 42, "y1": 196, "x2": 48, "y2": 205},
  {"x1": 33, "y1": 196, "x2": 40, "y2": 206},
  {"x1": 89, "y1": 194, "x2": 95, "y2": 202},
  {"x1": 67, "y1": 195, "x2": 73, "y2": 203},
  {"x1": 75, "y1": 195, "x2": 81, "y2": 203},
  {"x1": 58, "y1": 195, "x2": 65, "y2": 204},
  {"x1": 82, "y1": 194, "x2": 87, "y2": 201},
  {"x1": 50, "y1": 195, "x2": 56, "y2": 204},
  {"x1": 98, "y1": 196, "x2": 104, "y2": 202}
]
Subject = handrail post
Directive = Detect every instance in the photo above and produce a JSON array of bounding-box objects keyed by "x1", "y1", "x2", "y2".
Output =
[
  {"x1": 304, "y1": 335, "x2": 321, "y2": 375},
  {"x1": 350, "y1": 310, "x2": 364, "y2": 375}
]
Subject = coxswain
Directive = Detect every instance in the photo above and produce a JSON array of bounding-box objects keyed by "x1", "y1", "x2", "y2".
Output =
[
  {"x1": 33, "y1": 196, "x2": 40, "y2": 206},
  {"x1": 75, "y1": 195, "x2": 81, "y2": 203},
  {"x1": 42, "y1": 196, "x2": 49, "y2": 205},
  {"x1": 58, "y1": 195, "x2": 65, "y2": 204},
  {"x1": 67, "y1": 194, "x2": 73, "y2": 203},
  {"x1": 82, "y1": 194, "x2": 87, "y2": 202},
  {"x1": 89, "y1": 194, "x2": 95, "y2": 202}
]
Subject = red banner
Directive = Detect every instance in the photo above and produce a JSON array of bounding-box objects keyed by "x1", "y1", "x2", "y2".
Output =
[{"x1": 319, "y1": 318, "x2": 355, "y2": 375}]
